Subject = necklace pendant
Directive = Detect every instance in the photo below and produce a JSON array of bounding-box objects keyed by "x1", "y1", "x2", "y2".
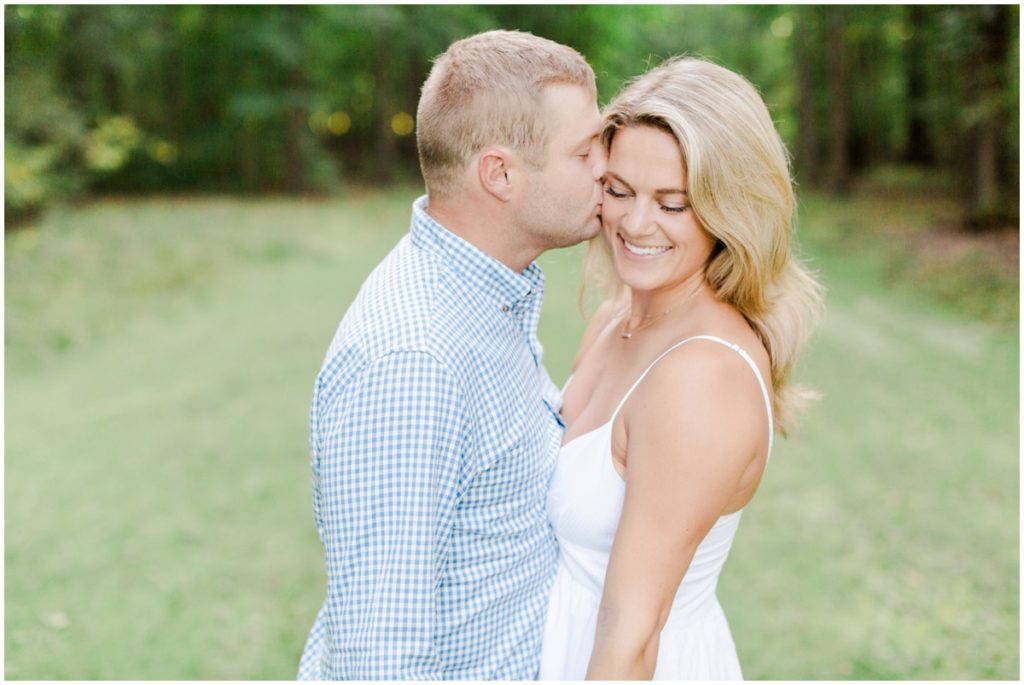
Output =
[{"x1": 620, "y1": 330, "x2": 632, "y2": 339}]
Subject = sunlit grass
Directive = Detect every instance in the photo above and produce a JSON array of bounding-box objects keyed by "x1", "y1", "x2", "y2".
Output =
[
  {"x1": 5, "y1": 184, "x2": 1018, "y2": 678},
  {"x1": 5, "y1": 190, "x2": 421, "y2": 679}
]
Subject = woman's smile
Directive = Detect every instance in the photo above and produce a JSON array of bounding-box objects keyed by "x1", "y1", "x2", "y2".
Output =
[{"x1": 618, "y1": 233, "x2": 674, "y2": 259}]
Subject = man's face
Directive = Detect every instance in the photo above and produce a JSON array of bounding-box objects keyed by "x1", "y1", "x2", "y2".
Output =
[{"x1": 514, "y1": 83, "x2": 606, "y2": 251}]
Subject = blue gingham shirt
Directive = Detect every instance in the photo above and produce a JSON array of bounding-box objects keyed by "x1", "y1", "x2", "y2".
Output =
[{"x1": 298, "y1": 195, "x2": 564, "y2": 680}]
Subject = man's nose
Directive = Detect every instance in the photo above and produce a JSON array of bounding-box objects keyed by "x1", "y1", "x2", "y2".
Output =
[{"x1": 591, "y1": 146, "x2": 608, "y2": 181}]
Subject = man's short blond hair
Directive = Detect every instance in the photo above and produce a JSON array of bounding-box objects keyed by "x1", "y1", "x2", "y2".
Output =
[{"x1": 416, "y1": 30, "x2": 596, "y2": 197}]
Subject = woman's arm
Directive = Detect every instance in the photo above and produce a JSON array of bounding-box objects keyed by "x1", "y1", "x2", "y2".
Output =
[{"x1": 585, "y1": 342, "x2": 768, "y2": 680}]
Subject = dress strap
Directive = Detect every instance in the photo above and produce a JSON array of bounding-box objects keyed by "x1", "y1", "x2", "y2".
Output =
[{"x1": 609, "y1": 335, "x2": 774, "y2": 457}]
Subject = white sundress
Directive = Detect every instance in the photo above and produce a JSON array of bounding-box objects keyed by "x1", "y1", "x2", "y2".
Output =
[{"x1": 539, "y1": 335, "x2": 774, "y2": 680}]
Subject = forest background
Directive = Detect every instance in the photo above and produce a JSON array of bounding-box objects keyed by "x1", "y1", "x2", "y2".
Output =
[
  {"x1": 5, "y1": 4, "x2": 1019, "y2": 223},
  {"x1": 5, "y1": 4, "x2": 1020, "y2": 680}
]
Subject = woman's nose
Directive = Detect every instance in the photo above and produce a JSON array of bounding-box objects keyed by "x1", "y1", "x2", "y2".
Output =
[{"x1": 622, "y1": 202, "x2": 655, "y2": 236}]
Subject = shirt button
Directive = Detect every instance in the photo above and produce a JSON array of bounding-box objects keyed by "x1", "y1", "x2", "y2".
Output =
[{"x1": 502, "y1": 305, "x2": 510, "y2": 313}]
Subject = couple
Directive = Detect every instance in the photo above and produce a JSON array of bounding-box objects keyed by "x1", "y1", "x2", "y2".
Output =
[{"x1": 299, "y1": 30, "x2": 822, "y2": 681}]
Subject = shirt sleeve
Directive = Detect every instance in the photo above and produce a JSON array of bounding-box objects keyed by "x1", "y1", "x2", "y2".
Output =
[{"x1": 311, "y1": 349, "x2": 467, "y2": 680}]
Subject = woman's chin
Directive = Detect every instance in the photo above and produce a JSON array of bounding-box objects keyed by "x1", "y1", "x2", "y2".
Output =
[{"x1": 612, "y1": 268, "x2": 659, "y2": 293}]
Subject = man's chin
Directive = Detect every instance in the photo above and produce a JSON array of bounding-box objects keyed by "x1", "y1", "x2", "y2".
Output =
[
  {"x1": 579, "y1": 215, "x2": 603, "y2": 242},
  {"x1": 545, "y1": 215, "x2": 603, "y2": 250}
]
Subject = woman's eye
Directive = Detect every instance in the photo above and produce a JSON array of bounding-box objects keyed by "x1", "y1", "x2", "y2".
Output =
[
  {"x1": 661, "y1": 205, "x2": 687, "y2": 214},
  {"x1": 604, "y1": 186, "x2": 627, "y2": 199}
]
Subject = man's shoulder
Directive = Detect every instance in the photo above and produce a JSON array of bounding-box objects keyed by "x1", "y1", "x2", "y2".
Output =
[{"x1": 317, "y1": 237, "x2": 483, "y2": 390}]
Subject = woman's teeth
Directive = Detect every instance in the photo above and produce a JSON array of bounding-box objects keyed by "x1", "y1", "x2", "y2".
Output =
[{"x1": 623, "y1": 238, "x2": 672, "y2": 256}]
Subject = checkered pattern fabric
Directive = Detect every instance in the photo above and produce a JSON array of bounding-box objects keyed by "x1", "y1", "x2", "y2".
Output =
[{"x1": 298, "y1": 196, "x2": 564, "y2": 680}]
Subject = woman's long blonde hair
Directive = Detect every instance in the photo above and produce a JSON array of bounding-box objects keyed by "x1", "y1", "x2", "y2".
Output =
[{"x1": 588, "y1": 56, "x2": 824, "y2": 435}]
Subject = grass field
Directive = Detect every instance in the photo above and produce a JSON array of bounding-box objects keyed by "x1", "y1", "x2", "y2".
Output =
[{"x1": 5, "y1": 182, "x2": 1019, "y2": 679}]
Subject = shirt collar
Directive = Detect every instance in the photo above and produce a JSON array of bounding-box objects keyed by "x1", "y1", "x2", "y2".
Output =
[{"x1": 409, "y1": 195, "x2": 544, "y2": 315}]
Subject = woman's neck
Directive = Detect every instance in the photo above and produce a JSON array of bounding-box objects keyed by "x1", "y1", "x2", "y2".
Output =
[{"x1": 624, "y1": 270, "x2": 709, "y2": 323}]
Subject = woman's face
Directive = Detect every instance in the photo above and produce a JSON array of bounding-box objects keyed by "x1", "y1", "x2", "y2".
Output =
[{"x1": 601, "y1": 125, "x2": 716, "y2": 294}]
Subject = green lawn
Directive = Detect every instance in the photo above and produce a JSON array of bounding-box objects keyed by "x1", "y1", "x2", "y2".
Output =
[{"x1": 5, "y1": 184, "x2": 1018, "y2": 679}]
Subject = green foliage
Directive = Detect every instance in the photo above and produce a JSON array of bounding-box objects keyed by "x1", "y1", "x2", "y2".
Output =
[
  {"x1": 3, "y1": 58, "x2": 87, "y2": 218},
  {"x1": 4, "y1": 5, "x2": 1018, "y2": 218},
  {"x1": 4, "y1": 6, "x2": 163, "y2": 219},
  {"x1": 4, "y1": 141, "x2": 60, "y2": 216},
  {"x1": 4, "y1": 188, "x2": 1018, "y2": 679},
  {"x1": 83, "y1": 116, "x2": 142, "y2": 172}
]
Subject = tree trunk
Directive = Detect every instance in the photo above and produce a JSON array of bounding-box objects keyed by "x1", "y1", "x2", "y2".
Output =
[
  {"x1": 903, "y1": 5, "x2": 933, "y2": 165},
  {"x1": 965, "y1": 5, "x2": 1011, "y2": 229},
  {"x1": 793, "y1": 7, "x2": 821, "y2": 185},
  {"x1": 372, "y1": 34, "x2": 400, "y2": 184},
  {"x1": 824, "y1": 6, "x2": 851, "y2": 193},
  {"x1": 284, "y1": 6, "x2": 308, "y2": 193},
  {"x1": 285, "y1": 67, "x2": 307, "y2": 193}
]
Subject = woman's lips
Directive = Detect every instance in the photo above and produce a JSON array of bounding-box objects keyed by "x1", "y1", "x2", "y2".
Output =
[{"x1": 618, "y1": 233, "x2": 672, "y2": 259}]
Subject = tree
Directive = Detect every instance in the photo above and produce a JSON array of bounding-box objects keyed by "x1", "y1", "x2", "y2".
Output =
[
  {"x1": 4, "y1": 4, "x2": 1018, "y2": 225},
  {"x1": 792, "y1": 6, "x2": 824, "y2": 185},
  {"x1": 962, "y1": 5, "x2": 1015, "y2": 228},
  {"x1": 824, "y1": 6, "x2": 852, "y2": 193},
  {"x1": 903, "y1": 5, "x2": 934, "y2": 165}
]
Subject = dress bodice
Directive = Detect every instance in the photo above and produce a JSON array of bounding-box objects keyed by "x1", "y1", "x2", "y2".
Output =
[
  {"x1": 539, "y1": 335, "x2": 773, "y2": 680},
  {"x1": 548, "y1": 420, "x2": 747, "y2": 618}
]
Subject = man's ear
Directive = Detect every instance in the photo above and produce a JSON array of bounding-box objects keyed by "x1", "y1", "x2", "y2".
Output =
[{"x1": 477, "y1": 146, "x2": 514, "y2": 202}]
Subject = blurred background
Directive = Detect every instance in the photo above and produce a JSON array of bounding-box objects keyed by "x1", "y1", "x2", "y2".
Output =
[{"x1": 4, "y1": 4, "x2": 1019, "y2": 679}]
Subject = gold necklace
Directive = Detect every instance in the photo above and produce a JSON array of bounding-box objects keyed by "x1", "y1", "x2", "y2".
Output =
[{"x1": 619, "y1": 283, "x2": 704, "y2": 339}]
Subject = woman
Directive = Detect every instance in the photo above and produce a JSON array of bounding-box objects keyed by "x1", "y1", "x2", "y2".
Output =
[{"x1": 539, "y1": 57, "x2": 824, "y2": 680}]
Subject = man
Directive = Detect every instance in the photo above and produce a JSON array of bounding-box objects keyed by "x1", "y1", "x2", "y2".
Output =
[{"x1": 298, "y1": 30, "x2": 606, "y2": 680}]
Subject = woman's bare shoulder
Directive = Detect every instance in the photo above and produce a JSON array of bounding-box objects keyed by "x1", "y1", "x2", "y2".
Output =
[{"x1": 626, "y1": 337, "x2": 768, "y2": 456}]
